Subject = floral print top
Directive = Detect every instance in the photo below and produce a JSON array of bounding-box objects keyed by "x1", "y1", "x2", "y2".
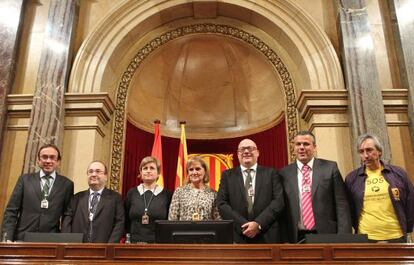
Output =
[{"x1": 168, "y1": 184, "x2": 221, "y2": 221}]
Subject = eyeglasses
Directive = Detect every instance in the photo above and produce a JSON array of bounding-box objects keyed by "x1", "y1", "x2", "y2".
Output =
[
  {"x1": 39, "y1": 155, "x2": 58, "y2": 161},
  {"x1": 87, "y1": 169, "x2": 105, "y2": 175},
  {"x1": 237, "y1": 146, "x2": 257, "y2": 153}
]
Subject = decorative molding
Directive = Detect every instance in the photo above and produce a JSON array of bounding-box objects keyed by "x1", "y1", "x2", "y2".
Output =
[
  {"x1": 382, "y1": 89, "x2": 409, "y2": 127},
  {"x1": 110, "y1": 23, "x2": 299, "y2": 191},
  {"x1": 6, "y1": 93, "x2": 114, "y2": 134},
  {"x1": 65, "y1": 93, "x2": 115, "y2": 124},
  {"x1": 382, "y1": 89, "x2": 408, "y2": 113},
  {"x1": 64, "y1": 125, "x2": 105, "y2": 137},
  {"x1": 296, "y1": 89, "x2": 408, "y2": 129},
  {"x1": 296, "y1": 90, "x2": 348, "y2": 122},
  {"x1": 6, "y1": 94, "x2": 33, "y2": 118}
]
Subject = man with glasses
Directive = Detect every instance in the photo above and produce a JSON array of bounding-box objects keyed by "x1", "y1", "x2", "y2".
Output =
[
  {"x1": 217, "y1": 139, "x2": 284, "y2": 243},
  {"x1": 62, "y1": 161, "x2": 124, "y2": 243},
  {"x1": 1, "y1": 144, "x2": 74, "y2": 241},
  {"x1": 279, "y1": 131, "x2": 351, "y2": 243}
]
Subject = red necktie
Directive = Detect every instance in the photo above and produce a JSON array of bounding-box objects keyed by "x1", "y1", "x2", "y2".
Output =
[{"x1": 301, "y1": 164, "x2": 315, "y2": 230}]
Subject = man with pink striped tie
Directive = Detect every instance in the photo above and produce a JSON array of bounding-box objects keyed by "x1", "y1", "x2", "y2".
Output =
[{"x1": 279, "y1": 131, "x2": 352, "y2": 243}]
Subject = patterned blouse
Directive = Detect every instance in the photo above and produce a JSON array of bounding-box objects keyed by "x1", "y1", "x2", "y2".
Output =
[{"x1": 168, "y1": 184, "x2": 221, "y2": 221}]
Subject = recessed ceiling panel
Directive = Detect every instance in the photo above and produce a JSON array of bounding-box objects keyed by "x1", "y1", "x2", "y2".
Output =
[{"x1": 127, "y1": 34, "x2": 285, "y2": 138}]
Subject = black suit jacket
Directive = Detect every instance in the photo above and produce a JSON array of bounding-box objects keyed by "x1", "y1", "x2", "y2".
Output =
[
  {"x1": 1, "y1": 172, "x2": 74, "y2": 241},
  {"x1": 62, "y1": 188, "x2": 125, "y2": 243},
  {"x1": 217, "y1": 165, "x2": 284, "y2": 243},
  {"x1": 279, "y1": 158, "x2": 352, "y2": 243}
]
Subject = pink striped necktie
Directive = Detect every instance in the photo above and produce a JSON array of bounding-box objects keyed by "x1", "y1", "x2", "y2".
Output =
[{"x1": 301, "y1": 164, "x2": 315, "y2": 230}]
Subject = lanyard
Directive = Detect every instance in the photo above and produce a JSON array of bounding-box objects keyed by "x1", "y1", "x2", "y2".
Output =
[{"x1": 143, "y1": 186, "x2": 156, "y2": 213}]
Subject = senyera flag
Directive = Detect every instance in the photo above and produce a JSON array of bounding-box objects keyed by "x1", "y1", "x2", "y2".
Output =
[{"x1": 175, "y1": 122, "x2": 188, "y2": 189}]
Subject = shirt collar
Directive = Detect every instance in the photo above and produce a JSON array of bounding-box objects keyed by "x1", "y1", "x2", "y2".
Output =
[
  {"x1": 40, "y1": 170, "x2": 56, "y2": 180},
  {"x1": 358, "y1": 160, "x2": 388, "y2": 176},
  {"x1": 382, "y1": 162, "x2": 392, "y2": 172},
  {"x1": 89, "y1": 188, "x2": 104, "y2": 195},
  {"x1": 137, "y1": 183, "x2": 163, "y2": 196},
  {"x1": 296, "y1": 157, "x2": 315, "y2": 170},
  {"x1": 240, "y1": 163, "x2": 258, "y2": 173}
]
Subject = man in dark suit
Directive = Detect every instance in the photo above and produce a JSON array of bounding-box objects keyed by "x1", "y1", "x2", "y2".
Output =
[
  {"x1": 1, "y1": 144, "x2": 74, "y2": 242},
  {"x1": 62, "y1": 161, "x2": 124, "y2": 243},
  {"x1": 217, "y1": 139, "x2": 284, "y2": 243},
  {"x1": 279, "y1": 131, "x2": 351, "y2": 243}
]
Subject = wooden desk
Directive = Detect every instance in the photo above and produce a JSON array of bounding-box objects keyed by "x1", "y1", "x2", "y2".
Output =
[{"x1": 1, "y1": 243, "x2": 414, "y2": 264}]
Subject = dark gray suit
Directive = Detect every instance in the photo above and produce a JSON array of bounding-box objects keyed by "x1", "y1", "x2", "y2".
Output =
[
  {"x1": 217, "y1": 165, "x2": 284, "y2": 243},
  {"x1": 1, "y1": 172, "x2": 74, "y2": 241},
  {"x1": 62, "y1": 188, "x2": 125, "y2": 243},
  {"x1": 279, "y1": 158, "x2": 352, "y2": 243}
]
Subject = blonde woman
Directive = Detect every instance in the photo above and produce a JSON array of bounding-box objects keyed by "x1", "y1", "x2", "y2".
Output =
[{"x1": 168, "y1": 156, "x2": 221, "y2": 221}]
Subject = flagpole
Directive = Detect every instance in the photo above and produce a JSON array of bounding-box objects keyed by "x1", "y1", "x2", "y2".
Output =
[
  {"x1": 175, "y1": 121, "x2": 188, "y2": 189},
  {"x1": 151, "y1": 119, "x2": 164, "y2": 187}
]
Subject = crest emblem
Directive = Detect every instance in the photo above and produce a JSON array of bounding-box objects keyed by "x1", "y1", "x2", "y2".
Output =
[{"x1": 391, "y1": 188, "x2": 400, "y2": 201}]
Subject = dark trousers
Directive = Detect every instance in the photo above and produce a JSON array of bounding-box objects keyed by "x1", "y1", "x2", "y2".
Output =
[{"x1": 297, "y1": 230, "x2": 317, "y2": 243}]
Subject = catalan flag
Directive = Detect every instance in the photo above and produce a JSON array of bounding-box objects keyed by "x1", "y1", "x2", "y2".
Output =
[
  {"x1": 175, "y1": 122, "x2": 188, "y2": 188},
  {"x1": 151, "y1": 120, "x2": 164, "y2": 187}
]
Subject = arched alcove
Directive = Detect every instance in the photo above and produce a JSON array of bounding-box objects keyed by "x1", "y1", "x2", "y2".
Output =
[
  {"x1": 127, "y1": 32, "x2": 286, "y2": 138},
  {"x1": 68, "y1": 0, "x2": 345, "y2": 190}
]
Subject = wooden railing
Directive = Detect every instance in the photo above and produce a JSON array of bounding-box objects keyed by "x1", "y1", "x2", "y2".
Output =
[{"x1": 1, "y1": 243, "x2": 414, "y2": 264}]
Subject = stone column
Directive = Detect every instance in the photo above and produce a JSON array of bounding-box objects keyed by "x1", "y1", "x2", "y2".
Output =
[
  {"x1": 336, "y1": 0, "x2": 391, "y2": 165},
  {"x1": 0, "y1": 0, "x2": 25, "y2": 154},
  {"x1": 388, "y1": 0, "x2": 414, "y2": 153},
  {"x1": 23, "y1": 0, "x2": 79, "y2": 173}
]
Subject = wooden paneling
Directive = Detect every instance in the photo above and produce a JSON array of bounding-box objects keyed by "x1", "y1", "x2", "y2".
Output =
[{"x1": 1, "y1": 243, "x2": 414, "y2": 264}]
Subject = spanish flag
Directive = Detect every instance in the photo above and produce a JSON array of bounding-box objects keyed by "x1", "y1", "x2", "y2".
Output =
[
  {"x1": 151, "y1": 120, "x2": 164, "y2": 187},
  {"x1": 175, "y1": 122, "x2": 188, "y2": 188}
]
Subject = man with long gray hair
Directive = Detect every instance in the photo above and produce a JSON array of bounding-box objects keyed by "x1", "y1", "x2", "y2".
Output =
[{"x1": 345, "y1": 133, "x2": 414, "y2": 243}]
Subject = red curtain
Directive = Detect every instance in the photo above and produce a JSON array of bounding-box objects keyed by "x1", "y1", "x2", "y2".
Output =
[{"x1": 122, "y1": 119, "x2": 288, "y2": 195}]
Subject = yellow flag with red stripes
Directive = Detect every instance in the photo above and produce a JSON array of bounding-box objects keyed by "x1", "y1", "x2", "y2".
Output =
[{"x1": 175, "y1": 122, "x2": 188, "y2": 188}]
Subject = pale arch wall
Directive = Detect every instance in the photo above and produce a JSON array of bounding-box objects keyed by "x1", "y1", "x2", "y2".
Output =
[{"x1": 69, "y1": 0, "x2": 344, "y2": 98}]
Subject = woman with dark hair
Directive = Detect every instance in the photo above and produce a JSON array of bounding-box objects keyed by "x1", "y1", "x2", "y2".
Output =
[
  {"x1": 168, "y1": 156, "x2": 221, "y2": 221},
  {"x1": 125, "y1": 156, "x2": 172, "y2": 243}
]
